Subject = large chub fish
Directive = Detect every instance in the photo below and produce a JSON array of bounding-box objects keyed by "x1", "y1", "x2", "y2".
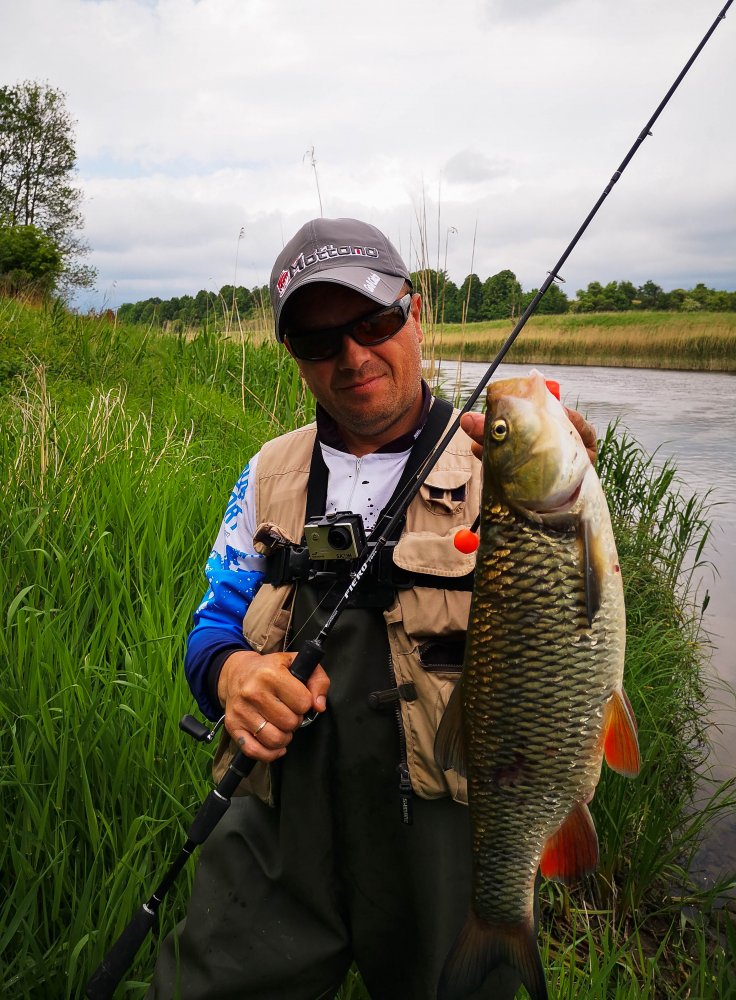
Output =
[{"x1": 435, "y1": 370, "x2": 640, "y2": 1000}]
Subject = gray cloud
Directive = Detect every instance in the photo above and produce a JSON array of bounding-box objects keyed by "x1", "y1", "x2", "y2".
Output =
[{"x1": 443, "y1": 149, "x2": 510, "y2": 185}]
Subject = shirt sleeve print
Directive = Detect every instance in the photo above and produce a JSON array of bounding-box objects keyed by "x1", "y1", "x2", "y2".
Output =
[
  {"x1": 196, "y1": 456, "x2": 265, "y2": 622},
  {"x1": 184, "y1": 454, "x2": 265, "y2": 718}
]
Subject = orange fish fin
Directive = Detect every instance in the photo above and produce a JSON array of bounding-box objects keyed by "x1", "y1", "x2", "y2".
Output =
[
  {"x1": 434, "y1": 676, "x2": 467, "y2": 778},
  {"x1": 540, "y1": 801, "x2": 599, "y2": 884},
  {"x1": 437, "y1": 910, "x2": 547, "y2": 1000},
  {"x1": 603, "y1": 688, "x2": 641, "y2": 777}
]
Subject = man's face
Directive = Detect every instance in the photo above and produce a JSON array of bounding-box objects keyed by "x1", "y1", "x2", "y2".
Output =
[{"x1": 284, "y1": 283, "x2": 424, "y2": 454}]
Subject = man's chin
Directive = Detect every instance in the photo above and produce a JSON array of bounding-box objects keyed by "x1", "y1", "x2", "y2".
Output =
[{"x1": 337, "y1": 403, "x2": 407, "y2": 441}]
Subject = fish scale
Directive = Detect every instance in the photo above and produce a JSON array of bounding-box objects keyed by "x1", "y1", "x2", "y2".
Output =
[{"x1": 466, "y1": 503, "x2": 616, "y2": 924}]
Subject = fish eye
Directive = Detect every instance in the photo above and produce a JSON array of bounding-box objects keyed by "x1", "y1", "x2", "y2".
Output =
[{"x1": 490, "y1": 418, "x2": 508, "y2": 442}]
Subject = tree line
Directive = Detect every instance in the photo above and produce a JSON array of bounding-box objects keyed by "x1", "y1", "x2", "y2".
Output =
[
  {"x1": 117, "y1": 284, "x2": 271, "y2": 328},
  {"x1": 118, "y1": 269, "x2": 736, "y2": 328},
  {"x1": 411, "y1": 269, "x2": 736, "y2": 320}
]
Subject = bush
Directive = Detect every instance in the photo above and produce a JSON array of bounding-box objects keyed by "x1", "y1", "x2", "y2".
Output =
[{"x1": 0, "y1": 224, "x2": 62, "y2": 297}]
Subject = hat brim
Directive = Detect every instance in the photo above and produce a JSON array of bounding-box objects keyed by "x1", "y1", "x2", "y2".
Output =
[{"x1": 275, "y1": 268, "x2": 408, "y2": 341}]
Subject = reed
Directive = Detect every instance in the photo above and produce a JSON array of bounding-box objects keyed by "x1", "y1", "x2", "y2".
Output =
[
  {"x1": 435, "y1": 312, "x2": 736, "y2": 371},
  {"x1": 1, "y1": 300, "x2": 732, "y2": 998}
]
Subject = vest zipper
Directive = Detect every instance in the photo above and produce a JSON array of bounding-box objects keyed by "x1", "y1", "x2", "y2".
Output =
[{"x1": 388, "y1": 649, "x2": 413, "y2": 825}]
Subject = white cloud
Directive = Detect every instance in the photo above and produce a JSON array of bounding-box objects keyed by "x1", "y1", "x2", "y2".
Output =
[
  {"x1": 479, "y1": 0, "x2": 579, "y2": 24},
  {"x1": 1, "y1": 0, "x2": 733, "y2": 308}
]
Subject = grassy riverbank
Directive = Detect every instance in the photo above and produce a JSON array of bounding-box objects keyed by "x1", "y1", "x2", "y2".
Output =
[
  {"x1": 422, "y1": 311, "x2": 736, "y2": 372},
  {"x1": 1, "y1": 299, "x2": 734, "y2": 998}
]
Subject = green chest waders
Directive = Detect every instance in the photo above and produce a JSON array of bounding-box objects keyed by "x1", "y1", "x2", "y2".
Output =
[{"x1": 148, "y1": 586, "x2": 527, "y2": 999}]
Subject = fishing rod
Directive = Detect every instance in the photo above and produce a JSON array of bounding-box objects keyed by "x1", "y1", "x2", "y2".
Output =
[{"x1": 84, "y1": 4, "x2": 733, "y2": 997}]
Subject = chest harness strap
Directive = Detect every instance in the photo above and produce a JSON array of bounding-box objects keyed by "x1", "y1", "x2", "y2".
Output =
[{"x1": 263, "y1": 397, "x2": 475, "y2": 606}]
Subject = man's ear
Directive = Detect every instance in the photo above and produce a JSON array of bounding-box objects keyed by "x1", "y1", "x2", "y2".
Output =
[{"x1": 411, "y1": 292, "x2": 423, "y2": 344}]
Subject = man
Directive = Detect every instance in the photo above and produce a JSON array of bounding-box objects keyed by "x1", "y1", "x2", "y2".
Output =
[{"x1": 149, "y1": 218, "x2": 595, "y2": 1000}]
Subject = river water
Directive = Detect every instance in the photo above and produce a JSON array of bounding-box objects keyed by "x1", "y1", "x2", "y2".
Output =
[{"x1": 430, "y1": 360, "x2": 736, "y2": 892}]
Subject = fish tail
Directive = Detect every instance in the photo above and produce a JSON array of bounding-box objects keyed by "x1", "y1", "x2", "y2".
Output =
[{"x1": 437, "y1": 909, "x2": 547, "y2": 1000}]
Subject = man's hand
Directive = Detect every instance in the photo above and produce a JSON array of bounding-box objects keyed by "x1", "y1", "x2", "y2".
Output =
[
  {"x1": 459, "y1": 412, "x2": 486, "y2": 461},
  {"x1": 564, "y1": 406, "x2": 597, "y2": 465},
  {"x1": 217, "y1": 649, "x2": 330, "y2": 762},
  {"x1": 460, "y1": 407, "x2": 597, "y2": 465}
]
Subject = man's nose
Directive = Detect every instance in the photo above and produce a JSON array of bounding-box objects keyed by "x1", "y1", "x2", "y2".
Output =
[{"x1": 336, "y1": 332, "x2": 375, "y2": 367}]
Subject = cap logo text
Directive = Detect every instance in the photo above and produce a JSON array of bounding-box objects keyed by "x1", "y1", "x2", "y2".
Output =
[{"x1": 277, "y1": 244, "x2": 380, "y2": 297}]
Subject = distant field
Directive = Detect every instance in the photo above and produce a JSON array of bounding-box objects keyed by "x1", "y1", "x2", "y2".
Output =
[{"x1": 421, "y1": 311, "x2": 736, "y2": 371}]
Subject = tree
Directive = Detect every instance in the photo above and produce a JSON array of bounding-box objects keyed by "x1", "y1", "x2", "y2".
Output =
[
  {"x1": 617, "y1": 281, "x2": 638, "y2": 308},
  {"x1": 458, "y1": 273, "x2": 483, "y2": 322},
  {"x1": 0, "y1": 81, "x2": 95, "y2": 294},
  {"x1": 636, "y1": 280, "x2": 666, "y2": 310},
  {"x1": 409, "y1": 268, "x2": 464, "y2": 325},
  {"x1": 481, "y1": 269, "x2": 522, "y2": 320},
  {"x1": 520, "y1": 282, "x2": 569, "y2": 315},
  {"x1": 689, "y1": 282, "x2": 719, "y2": 310},
  {"x1": 708, "y1": 289, "x2": 736, "y2": 312},
  {"x1": 440, "y1": 278, "x2": 461, "y2": 323},
  {"x1": 574, "y1": 281, "x2": 634, "y2": 312}
]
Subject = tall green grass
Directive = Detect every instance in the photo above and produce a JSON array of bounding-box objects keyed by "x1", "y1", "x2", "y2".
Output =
[
  {"x1": 1, "y1": 372, "x2": 236, "y2": 997},
  {"x1": 1, "y1": 300, "x2": 733, "y2": 998},
  {"x1": 0, "y1": 300, "x2": 313, "y2": 998}
]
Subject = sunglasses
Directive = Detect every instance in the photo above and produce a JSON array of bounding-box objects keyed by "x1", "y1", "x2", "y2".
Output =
[{"x1": 284, "y1": 293, "x2": 413, "y2": 362}]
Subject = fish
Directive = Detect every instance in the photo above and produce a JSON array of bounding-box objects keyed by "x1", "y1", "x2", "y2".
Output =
[{"x1": 434, "y1": 369, "x2": 640, "y2": 1000}]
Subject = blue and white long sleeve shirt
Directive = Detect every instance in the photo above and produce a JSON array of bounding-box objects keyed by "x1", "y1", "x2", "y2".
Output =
[
  {"x1": 185, "y1": 387, "x2": 433, "y2": 721},
  {"x1": 185, "y1": 456, "x2": 266, "y2": 719}
]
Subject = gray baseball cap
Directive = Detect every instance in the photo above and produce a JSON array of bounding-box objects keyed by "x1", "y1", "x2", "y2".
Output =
[{"x1": 270, "y1": 217, "x2": 412, "y2": 341}]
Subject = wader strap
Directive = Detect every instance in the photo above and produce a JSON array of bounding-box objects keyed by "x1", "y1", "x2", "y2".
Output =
[
  {"x1": 306, "y1": 438, "x2": 330, "y2": 522},
  {"x1": 369, "y1": 396, "x2": 454, "y2": 544}
]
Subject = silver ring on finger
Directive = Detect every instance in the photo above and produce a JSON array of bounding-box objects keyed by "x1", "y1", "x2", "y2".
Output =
[{"x1": 253, "y1": 718, "x2": 267, "y2": 737}]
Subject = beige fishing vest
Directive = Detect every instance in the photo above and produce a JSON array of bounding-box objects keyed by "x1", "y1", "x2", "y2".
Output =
[{"x1": 213, "y1": 415, "x2": 481, "y2": 806}]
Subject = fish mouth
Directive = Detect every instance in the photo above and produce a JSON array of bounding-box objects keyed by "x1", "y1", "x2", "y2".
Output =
[{"x1": 524, "y1": 481, "x2": 583, "y2": 514}]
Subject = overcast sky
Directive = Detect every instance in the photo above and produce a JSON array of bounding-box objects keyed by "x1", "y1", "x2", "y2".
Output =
[{"x1": 3, "y1": 0, "x2": 734, "y2": 309}]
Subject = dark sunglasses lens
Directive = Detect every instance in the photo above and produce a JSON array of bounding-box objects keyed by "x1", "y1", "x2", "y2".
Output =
[
  {"x1": 287, "y1": 331, "x2": 339, "y2": 361},
  {"x1": 352, "y1": 304, "x2": 406, "y2": 346}
]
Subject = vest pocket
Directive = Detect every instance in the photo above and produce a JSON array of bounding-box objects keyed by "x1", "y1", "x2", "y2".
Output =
[
  {"x1": 396, "y1": 586, "x2": 472, "y2": 640},
  {"x1": 419, "y1": 466, "x2": 473, "y2": 516},
  {"x1": 418, "y1": 638, "x2": 465, "y2": 673},
  {"x1": 242, "y1": 584, "x2": 295, "y2": 652},
  {"x1": 385, "y1": 599, "x2": 469, "y2": 805}
]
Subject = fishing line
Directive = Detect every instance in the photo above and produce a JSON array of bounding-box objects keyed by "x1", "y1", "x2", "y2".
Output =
[
  {"x1": 84, "y1": 5, "x2": 734, "y2": 997},
  {"x1": 304, "y1": 0, "x2": 736, "y2": 650},
  {"x1": 282, "y1": 579, "x2": 342, "y2": 650},
  {"x1": 303, "y1": 0, "x2": 735, "y2": 654}
]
